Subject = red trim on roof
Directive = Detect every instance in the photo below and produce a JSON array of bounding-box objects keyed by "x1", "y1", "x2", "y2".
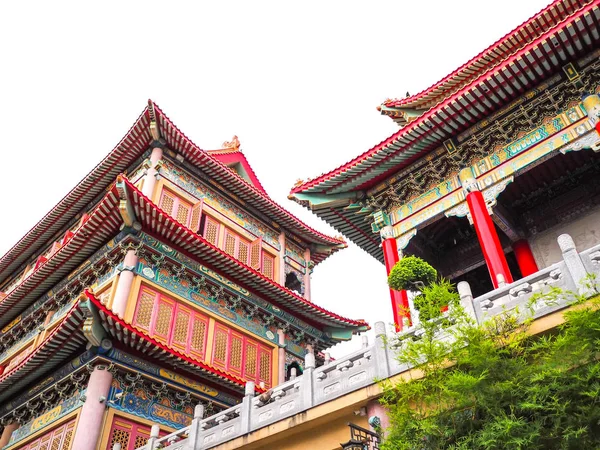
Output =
[
  {"x1": 85, "y1": 290, "x2": 263, "y2": 393},
  {"x1": 291, "y1": 1, "x2": 598, "y2": 195},
  {"x1": 152, "y1": 103, "x2": 346, "y2": 249},
  {"x1": 382, "y1": 0, "x2": 591, "y2": 110},
  {"x1": 209, "y1": 151, "x2": 267, "y2": 194}
]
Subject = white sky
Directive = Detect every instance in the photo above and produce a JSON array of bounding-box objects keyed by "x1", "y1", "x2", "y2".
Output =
[{"x1": 0, "y1": 0, "x2": 551, "y2": 357}]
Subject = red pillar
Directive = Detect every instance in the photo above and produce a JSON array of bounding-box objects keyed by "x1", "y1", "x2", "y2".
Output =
[
  {"x1": 463, "y1": 186, "x2": 513, "y2": 288},
  {"x1": 513, "y1": 239, "x2": 538, "y2": 277},
  {"x1": 382, "y1": 231, "x2": 411, "y2": 331}
]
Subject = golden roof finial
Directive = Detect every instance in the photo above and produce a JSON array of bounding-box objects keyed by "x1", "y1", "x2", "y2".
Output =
[{"x1": 222, "y1": 135, "x2": 241, "y2": 151}]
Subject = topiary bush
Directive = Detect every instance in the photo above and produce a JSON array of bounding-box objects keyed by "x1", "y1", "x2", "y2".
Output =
[{"x1": 388, "y1": 256, "x2": 437, "y2": 292}]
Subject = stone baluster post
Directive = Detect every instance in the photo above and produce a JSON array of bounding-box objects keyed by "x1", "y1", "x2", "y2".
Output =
[
  {"x1": 187, "y1": 404, "x2": 205, "y2": 450},
  {"x1": 146, "y1": 424, "x2": 160, "y2": 450},
  {"x1": 277, "y1": 329, "x2": 286, "y2": 385},
  {"x1": 558, "y1": 234, "x2": 593, "y2": 295},
  {"x1": 112, "y1": 444, "x2": 122, "y2": 450},
  {"x1": 457, "y1": 281, "x2": 478, "y2": 324},
  {"x1": 240, "y1": 382, "x2": 255, "y2": 434},
  {"x1": 301, "y1": 352, "x2": 315, "y2": 409},
  {"x1": 361, "y1": 334, "x2": 369, "y2": 348},
  {"x1": 373, "y1": 321, "x2": 390, "y2": 379}
]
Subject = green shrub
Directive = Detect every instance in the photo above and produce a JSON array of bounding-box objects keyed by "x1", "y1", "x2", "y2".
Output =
[{"x1": 388, "y1": 256, "x2": 437, "y2": 292}]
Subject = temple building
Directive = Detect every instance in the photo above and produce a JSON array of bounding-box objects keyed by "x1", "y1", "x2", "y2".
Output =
[
  {"x1": 291, "y1": 0, "x2": 600, "y2": 329},
  {"x1": 0, "y1": 101, "x2": 368, "y2": 450}
]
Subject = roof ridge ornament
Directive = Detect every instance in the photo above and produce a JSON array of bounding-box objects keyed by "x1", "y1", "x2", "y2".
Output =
[{"x1": 222, "y1": 135, "x2": 241, "y2": 151}]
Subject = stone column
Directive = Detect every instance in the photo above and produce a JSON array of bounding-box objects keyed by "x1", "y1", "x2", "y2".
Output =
[
  {"x1": 303, "y1": 248, "x2": 311, "y2": 301},
  {"x1": 278, "y1": 233, "x2": 286, "y2": 286},
  {"x1": 0, "y1": 422, "x2": 19, "y2": 448},
  {"x1": 277, "y1": 329, "x2": 286, "y2": 385},
  {"x1": 141, "y1": 145, "x2": 163, "y2": 200},
  {"x1": 71, "y1": 366, "x2": 113, "y2": 450},
  {"x1": 512, "y1": 239, "x2": 539, "y2": 277},
  {"x1": 381, "y1": 226, "x2": 410, "y2": 331},
  {"x1": 111, "y1": 250, "x2": 138, "y2": 319},
  {"x1": 459, "y1": 168, "x2": 513, "y2": 288}
]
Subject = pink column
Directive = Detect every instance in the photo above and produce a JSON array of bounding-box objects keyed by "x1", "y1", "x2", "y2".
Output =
[
  {"x1": 513, "y1": 239, "x2": 539, "y2": 277},
  {"x1": 141, "y1": 146, "x2": 163, "y2": 199},
  {"x1": 277, "y1": 329, "x2": 286, "y2": 385},
  {"x1": 71, "y1": 366, "x2": 113, "y2": 450},
  {"x1": 303, "y1": 248, "x2": 311, "y2": 301},
  {"x1": 278, "y1": 233, "x2": 286, "y2": 286},
  {"x1": 0, "y1": 422, "x2": 19, "y2": 448},
  {"x1": 460, "y1": 169, "x2": 513, "y2": 288},
  {"x1": 112, "y1": 250, "x2": 138, "y2": 319},
  {"x1": 381, "y1": 226, "x2": 410, "y2": 331}
]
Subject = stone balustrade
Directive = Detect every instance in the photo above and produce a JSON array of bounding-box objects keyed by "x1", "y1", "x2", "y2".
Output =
[{"x1": 132, "y1": 234, "x2": 600, "y2": 450}]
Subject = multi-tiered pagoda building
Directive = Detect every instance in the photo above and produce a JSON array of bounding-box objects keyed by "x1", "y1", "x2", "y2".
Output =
[
  {"x1": 0, "y1": 101, "x2": 367, "y2": 450},
  {"x1": 291, "y1": 0, "x2": 600, "y2": 329}
]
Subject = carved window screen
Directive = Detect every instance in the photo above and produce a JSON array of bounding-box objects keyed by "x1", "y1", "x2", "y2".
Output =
[
  {"x1": 203, "y1": 216, "x2": 220, "y2": 246},
  {"x1": 106, "y1": 416, "x2": 166, "y2": 450},
  {"x1": 133, "y1": 287, "x2": 209, "y2": 359},
  {"x1": 17, "y1": 417, "x2": 76, "y2": 450},
  {"x1": 159, "y1": 188, "x2": 200, "y2": 229},
  {"x1": 211, "y1": 323, "x2": 273, "y2": 388},
  {"x1": 262, "y1": 253, "x2": 275, "y2": 280}
]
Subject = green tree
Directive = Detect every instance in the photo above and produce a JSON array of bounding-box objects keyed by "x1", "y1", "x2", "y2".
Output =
[{"x1": 379, "y1": 285, "x2": 600, "y2": 450}]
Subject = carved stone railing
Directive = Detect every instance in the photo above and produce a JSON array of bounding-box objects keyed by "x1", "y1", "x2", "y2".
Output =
[{"x1": 132, "y1": 234, "x2": 600, "y2": 450}]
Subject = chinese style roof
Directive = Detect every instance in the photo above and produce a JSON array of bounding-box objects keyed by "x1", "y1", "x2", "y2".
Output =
[
  {"x1": 379, "y1": 0, "x2": 595, "y2": 124},
  {"x1": 289, "y1": 0, "x2": 600, "y2": 261},
  {"x1": 117, "y1": 176, "x2": 369, "y2": 335},
  {"x1": 0, "y1": 301, "x2": 86, "y2": 403},
  {"x1": 85, "y1": 290, "x2": 255, "y2": 393},
  {"x1": 0, "y1": 102, "x2": 344, "y2": 287},
  {"x1": 0, "y1": 184, "x2": 122, "y2": 329},
  {"x1": 206, "y1": 136, "x2": 267, "y2": 194}
]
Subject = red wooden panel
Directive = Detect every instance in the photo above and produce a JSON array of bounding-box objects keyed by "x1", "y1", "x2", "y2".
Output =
[
  {"x1": 228, "y1": 331, "x2": 244, "y2": 375},
  {"x1": 133, "y1": 288, "x2": 157, "y2": 333},
  {"x1": 258, "y1": 346, "x2": 272, "y2": 388}
]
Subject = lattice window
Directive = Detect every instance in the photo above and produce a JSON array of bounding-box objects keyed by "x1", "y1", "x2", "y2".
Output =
[
  {"x1": 224, "y1": 231, "x2": 236, "y2": 256},
  {"x1": 154, "y1": 299, "x2": 174, "y2": 343},
  {"x1": 159, "y1": 191, "x2": 175, "y2": 216},
  {"x1": 245, "y1": 343, "x2": 257, "y2": 379},
  {"x1": 190, "y1": 315, "x2": 208, "y2": 358},
  {"x1": 159, "y1": 188, "x2": 196, "y2": 228},
  {"x1": 18, "y1": 418, "x2": 76, "y2": 450},
  {"x1": 106, "y1": 416, "x2": 165, "y2": 450},
  {"x1": 259, "y1": 348, "x2": 272, "y2": 385},
  {"x1": 249, "y1": 238, "x2": 262, "y2": 270},
  {"x1": 189, "y1": 201, "x2": 204, "y2": 233},
  {"x1": 134, "y1": 436, "x2": 148, "y2": 449},
  {"x1": 211, "y1": 323, "x2": 273, "y2": 387},
  {"x1": 229, "y1": 333, "x2": 243, "y2": 374},
  {"x1": 238, "y1": 240, "x2": 249, "y2": 264},
  {"x1": 172, "y1": 308, "x2": 190, "y2": 351},
  {"x1": 134, "y1": 289, "x2": 155, "y2": 332},
  {"x1": 213, "y1": 327, "x2": 228, "y2": 366},
  {"x1": 262, "y1": 253, "x2": 275, "y2": 280},
  {"x1": 203, "y1": 216, "x2": 220, "y2": 246}
]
